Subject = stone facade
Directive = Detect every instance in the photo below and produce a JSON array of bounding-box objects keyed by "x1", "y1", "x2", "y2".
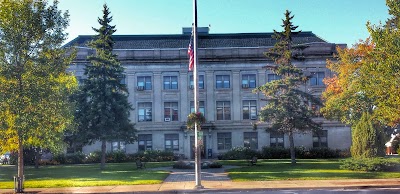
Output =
[{"x1": 66, "y1": 30, "x2": 351, "y2": 158}]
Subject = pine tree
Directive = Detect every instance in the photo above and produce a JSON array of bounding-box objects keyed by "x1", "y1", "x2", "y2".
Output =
[
  {"x1": 256, "y1": 10, "x2": 321, "y2": 164},
  {"x1": 351, "y1": 112, "x2": 385, "y2": 158},
  {"x1": 74, "y1": 4, "x2": 136, "y2": 170}
]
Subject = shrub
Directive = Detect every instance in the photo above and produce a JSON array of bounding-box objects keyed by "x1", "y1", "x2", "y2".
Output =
[
  {"x1": 106, "y1": 150, "x2": 127, "y2": 163},
  {"x1": 350, "y1": 112, "x2": 385, "y2": 159},
  {"x1": 172, "y1": 160, "x2": 194, "y2": 169},
  {"x1": 65, "y1": 152, "x2": 86, "y2": 164},
  {"x1": 340, "y1": 157, "x2": 400, "y2": 172},
  {"x1": 131, "y1": 150, "x2": 175, "y2": 162},
  {"x1": 261, "y1": 147, "x2": 290, "y2": 159},
  {"x1": 300, "y1": 147, "x2": 340, "y2": 159},
  {"x1": 85, "y1": 151, "x2": 101, "y2": 163},
  {"x1": 208, "y1": 161, "x2": 223, "y2": 168},
  {"x1": 52, "y1": 153, "x2": 66, "y2": 164},
  {"x1": 218, "y1": 147, "x2": 260, "y2": 160}
]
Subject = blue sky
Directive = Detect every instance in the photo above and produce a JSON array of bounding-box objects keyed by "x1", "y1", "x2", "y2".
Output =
[{"x1": 58, "y1": 0, "x2": 390, "y2": 46}]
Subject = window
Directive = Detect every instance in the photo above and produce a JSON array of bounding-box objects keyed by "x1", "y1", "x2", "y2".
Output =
[
  {"x1": 137, "y1": 76, "x2": 152, "y2": 90},
  {"x1": 165, "y1": 134, "x2": 179, "y2": 151},
  {"x1": 242, "y1": 74, "x2": 256, "y2": 88},
  {"x1": 267, "y1": 74, "x2": 281, "y2": 82},
  {"x1": 217, "y1": 132, "x2": 232, "y2": 150},
  {"x1": 313, "y1": 130, "x2": 328, "y2": 147},
  {"x1": 311, "y1": 103, "x2": 322, "y2": 117},
  {"x1": 190, "y1": 101, "x2": 205, "y2": 116},
  {"x1": 119, "y1": 74, "x2": 126, "y2": 85},
  {"x1": 163, "y1": 76, "x2": 178, "y2": 90},
  {"x1": 164, "y1": 102, "x2": 178, "y2": 121},
  {"x1": 216, "y1": 101, "x2": 231, "y2": 120},
  {"x1": 270, "y1": 132, "x2": 284, "y2": 148},
  {"x1": 243, "y1": 100, "x2": 257, "y2": 120},
  {"x1": 189, "y1": 75, "x2": 204, "y2": 89},
  {"x1": 216, "y1": 75, "x2": 230, "y2": 89},
  {"x1": 244, "y1": 132, "x2": 258, "y2": 150},
  {"x1": 111, "y1": 141, "x2": 125, "y2": 152},
  {"x1": 138, "y1": 134, "x2": 152, "y2": 151},
  {"x1": 138, "y1": 102, "x2": 152, "y2": 122},
  {"x1": 76, "y1": 76, "x2": 85, "y2": 85},
  {"x1": 310, "y1": 72, "x2": 325, "y2": 86}
]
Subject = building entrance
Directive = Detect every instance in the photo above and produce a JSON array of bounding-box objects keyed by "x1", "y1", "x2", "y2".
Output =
[{"x1": 190, "y1": 135, "x2": 206, "y2": 159}]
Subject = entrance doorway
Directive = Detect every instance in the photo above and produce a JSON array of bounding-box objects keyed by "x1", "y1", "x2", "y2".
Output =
[{"x1": 190, "y1": 135, "x2": 206, "y2": 159}]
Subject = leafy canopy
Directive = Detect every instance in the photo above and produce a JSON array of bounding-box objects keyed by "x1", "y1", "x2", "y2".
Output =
[{"x1": 0, "y1": 0, "x2": 76, "y2": 154}]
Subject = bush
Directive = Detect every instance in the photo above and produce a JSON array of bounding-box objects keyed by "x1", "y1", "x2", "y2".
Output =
[
  {"x1": 261, "y1": 147, "x2": 290, "y2": 159},
  {"x1": 350, "y1": 112, "x2": 385, "y2": 159},
  {"x1": 172, "y1": 160, "x2": 194, "y2": 169},
  {"x1": 208, "y1": 161, "x2": 222, "y2": 168},
  {"x1": 340, "y1": 157, "x2": 400, "y2": 172},
  {"x1": 131, "y1": 150, "x2": 175, "y2": 162},
  {"x1": 52, "y1": 153, "x2": 66, "y2": 164},
  {"x1": 85, "y1": 151, "x2": 101, "y2": 163},
  {"x1": 106, "y1": 150, "x2": 127, "y2": 163},
  {"x1": 218, "y1": 147, "x2": 260, "y2": 160},
  {"x1": 65, "y1": 152, "x2": 85, "y2": 164},
  {"x1": 300, "y1": 147, "x2": 340, "y2": 159}
]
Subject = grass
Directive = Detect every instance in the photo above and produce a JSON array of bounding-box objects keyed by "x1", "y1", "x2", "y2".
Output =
[
  {"x1": 0, "y1": 162, "x2": 172, "y2": 189},
  {"x1": 220, "y1": 159, "x2": 400, "y2": 181}
]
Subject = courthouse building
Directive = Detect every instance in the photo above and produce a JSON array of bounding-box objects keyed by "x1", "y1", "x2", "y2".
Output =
[{"x1": 65, "y1": 27, "x2": 351, "y2": 159}]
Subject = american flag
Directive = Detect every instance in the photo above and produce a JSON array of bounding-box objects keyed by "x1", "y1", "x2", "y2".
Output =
[{"x1": 188, "y1": 33, "x2": 194, "y2": 71}]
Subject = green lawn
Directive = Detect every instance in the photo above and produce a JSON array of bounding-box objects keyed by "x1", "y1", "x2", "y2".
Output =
[
  {"x1": 0, "y1": 162, "x2": 172, "y2": 189},
  {"x1": 221, "y1": 159, "x2": 400, "y2": 181}
]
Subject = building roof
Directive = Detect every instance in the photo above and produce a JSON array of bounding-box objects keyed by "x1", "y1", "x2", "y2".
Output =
[{"x1": 64, "y1": 31, "x2": 327, "y2": 50}]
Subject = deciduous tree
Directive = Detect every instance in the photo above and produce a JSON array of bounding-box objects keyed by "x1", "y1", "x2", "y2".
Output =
[
  {"x1": 256, "y1": 10, "x2": 321, "y2": 165},
  {"x1": 72, "y1": 4, "x2": 136, "y2": 170},
  {"x1": 0, "y1": 0, "x2": 75, "y2": 192}
]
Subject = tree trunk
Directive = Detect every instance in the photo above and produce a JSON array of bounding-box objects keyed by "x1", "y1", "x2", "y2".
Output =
[
  {"x1": 100, "y1": 140, "x2": 106, "y2": 170},
  {"x1": 17, "y1": 139, "x2": 24, "y2": 193},
  {"x1": 34, "y1": 148, "x2": 39, "y2": 169},
  {"x1": 288, "y1": 131, "x2": 296, "y2": 165}
]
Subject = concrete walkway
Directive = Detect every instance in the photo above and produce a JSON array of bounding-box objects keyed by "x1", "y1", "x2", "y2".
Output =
[{"x1": 1, "y1": 166, "x2": 400, "y2": 193}]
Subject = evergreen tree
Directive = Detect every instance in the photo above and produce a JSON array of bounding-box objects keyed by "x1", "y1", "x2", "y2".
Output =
[
  {"x1": 256, "y1": 10, "x2": 321, "y2": 164},
  {"x1": 351, "y1": 112, "x2": 385, "y2": 158},
  {"x1": 73, "y1": 4, "x2": 136, "y2": 170},
  {"x1": 0, "y1": 0, "x2": 75, "y2": 192}
]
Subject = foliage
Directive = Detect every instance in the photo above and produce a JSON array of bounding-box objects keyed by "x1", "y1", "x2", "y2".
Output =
[
  {"x1": 261, "y1": 147, "x2": 290, "y2": 159},
  {"x1": 300, "y1": 147, "x2": 342, "y2": 159},
  {"x1": 84, "y1": 151, "x2": 102, "y2": 163},
  {"x1": 350, "y1": 112, "x2": 385, "y2": 159},
  {"x1": 321, "y1": 40, "x2": 376, "y2": 125},
  {"x1": 0, "y1": 0, "x2": 76, "y2": 190},
  {"x1": 322, "y1": 1, "x2": 400, "y2": 126},
  {"x1": 172, "y1": 160, "x2": 194, "y2": 169},
  {"x1": 208, "y1": 161, "x2": 223, "y2": 168},
  {"x1": 218, "y1": 147, "x2": 260, "y2": 160},
  {"x1": 130, "y1": 150, "x2": 175, "y2": 162},
  {"x1": 255, "y1": 10, "x2": 322, "y2": 164},
  {"x1": 106, "y1": 150, "x2": 128, "y2": 163},
  {"x1": 218, "y1": 146, "x2": 343, "y2": 160},
  {"x1": 340, "y1": 157, "x2": 400, "y2": 172},
  {"x1": 186, "y1": 112, "x2": 206, "y2": 129},
  {"x1": 71, "y1": 4, "x2": 137, "y2": 170}
]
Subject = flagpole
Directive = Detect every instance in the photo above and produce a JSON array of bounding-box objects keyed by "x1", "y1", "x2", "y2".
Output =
[{"x1": 193, "y1": 0, "x2": 203, "y2": 189}]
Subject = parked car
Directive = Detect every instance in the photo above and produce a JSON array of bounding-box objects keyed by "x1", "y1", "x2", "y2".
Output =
[{"x1": 0, "y1": 152, "x2": 10, "y2": 165}]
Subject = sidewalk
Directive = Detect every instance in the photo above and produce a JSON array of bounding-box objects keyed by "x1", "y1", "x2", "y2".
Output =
[
  {"x1": 1, "y1": 166, "x2": 400, "y2": 193},
  {"x1": 1, "y1": 178, "x2": 400, "y2": 193}
]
